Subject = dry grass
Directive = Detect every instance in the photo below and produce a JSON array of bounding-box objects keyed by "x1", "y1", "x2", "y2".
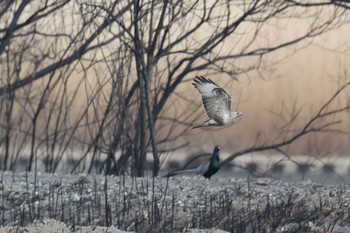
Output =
[{"x1": 1, "y1": 172, "x2": 350, "y2": 232}]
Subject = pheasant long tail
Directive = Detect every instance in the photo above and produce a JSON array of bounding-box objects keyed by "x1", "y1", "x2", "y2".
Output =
[{"x1": 162, "y1": 169, "x2": 197, "y2": 178}]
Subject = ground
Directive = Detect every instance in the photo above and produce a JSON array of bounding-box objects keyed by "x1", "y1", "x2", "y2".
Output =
[{"x1": 0, "y1": 171, "x2": 350, "y2": 232}]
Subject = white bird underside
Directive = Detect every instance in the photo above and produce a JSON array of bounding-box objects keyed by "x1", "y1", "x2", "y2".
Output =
[{"x1": 192, "y1": 76, "x2": 242, "y2": 128}]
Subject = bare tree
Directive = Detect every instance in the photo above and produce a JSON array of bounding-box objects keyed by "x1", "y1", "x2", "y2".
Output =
[
  {"x1": 223, "y1": 79, "x2": 350, "y2": 164},
  {"x1": 0, "y1": 0, "x2": 349, "y2": 176},
  {"x1": 102, "y1": 0, "x2": 350, "y2": 176}
]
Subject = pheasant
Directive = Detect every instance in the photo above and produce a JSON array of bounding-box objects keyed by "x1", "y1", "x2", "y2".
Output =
[{"x1": 164, "y1": 146, "x2": 221, "y2": 179}]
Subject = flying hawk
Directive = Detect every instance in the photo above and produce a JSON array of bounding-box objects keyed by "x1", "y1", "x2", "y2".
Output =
[{"x1": 192, "y1": 75, "x2": 242, "y2": 129}]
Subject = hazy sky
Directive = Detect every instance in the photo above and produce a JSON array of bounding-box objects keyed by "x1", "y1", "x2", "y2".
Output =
[{"x1": 183, "y1": 22, "x2": 350, "y2": 155}]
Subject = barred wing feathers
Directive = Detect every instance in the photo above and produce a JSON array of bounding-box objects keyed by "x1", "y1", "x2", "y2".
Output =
[{"x1": 192, "y1": 76, "x2": 232, "y2": 124}]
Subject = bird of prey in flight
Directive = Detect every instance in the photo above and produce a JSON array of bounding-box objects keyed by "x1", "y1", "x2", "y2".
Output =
[{"x1": 192, "y1": 76, "x2": 243, "y2": 129}]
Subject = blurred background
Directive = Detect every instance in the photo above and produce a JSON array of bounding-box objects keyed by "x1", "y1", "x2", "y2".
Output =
[{"x1": 1, "y1": 0, "x2": 350, "y2": 182}]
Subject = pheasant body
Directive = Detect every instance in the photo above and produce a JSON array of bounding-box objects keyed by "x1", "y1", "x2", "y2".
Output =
[
  {"x1": 202, "y1": 156, "x2": 220, "y2": 179},
  {"x1": 195, "y1": 146, "x2": 221, "y2": 179},
  {"x1": 164, "y1": 146, "x2": 221, "y2": 179}
]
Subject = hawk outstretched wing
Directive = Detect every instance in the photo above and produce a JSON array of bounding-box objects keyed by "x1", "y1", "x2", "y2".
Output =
[{"x1": 192, "y1": 76, "x2": 232, "y2": 124}]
